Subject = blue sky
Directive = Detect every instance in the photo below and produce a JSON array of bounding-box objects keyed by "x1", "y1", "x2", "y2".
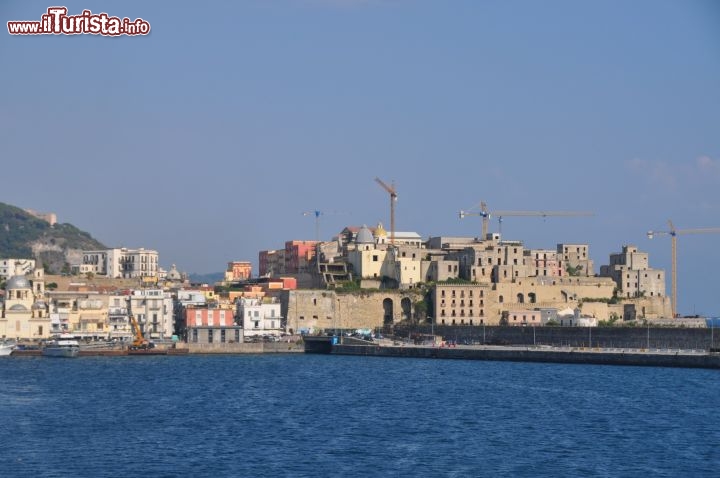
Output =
[{"x1": 1, "y1": 0, "x2": 719, "y2": 315}]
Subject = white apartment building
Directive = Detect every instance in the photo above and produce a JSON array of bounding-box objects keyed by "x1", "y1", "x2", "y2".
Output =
[
  {"x1": 0, "y1": 259, "x2": 35, "y2": 280},
  {"x1": 79, "y1": 248, "x2": 159, "y2": 278},
  {"x1": 236, "y1": 297, "x2": 283, "y2": 337},
  {"x1": 107, "y1": 294, "x2": 132, "y2": 340},
  {"x1": 128, "y1": 289, "x2": 173, "y2": 340}
]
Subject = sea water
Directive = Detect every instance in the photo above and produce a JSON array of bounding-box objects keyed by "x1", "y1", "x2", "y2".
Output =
[{"x1": 0, "y1": 354, "x2": 718, "y2": 477}]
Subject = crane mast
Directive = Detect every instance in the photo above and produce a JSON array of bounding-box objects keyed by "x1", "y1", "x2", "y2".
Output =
[
  {"x1": 375, "y1": 178, "x2": 397, "y2": 245},
  {"x1": 647, "y1": 221, "x2": 720, "y2": 318}
]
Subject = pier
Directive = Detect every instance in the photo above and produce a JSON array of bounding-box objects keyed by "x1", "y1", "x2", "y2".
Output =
[{"x1": 304, "y1": 336, "x2": 720, "y2": 369}]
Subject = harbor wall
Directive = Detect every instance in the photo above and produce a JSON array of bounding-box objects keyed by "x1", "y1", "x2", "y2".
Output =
[
  {"x1": 332, "y1": 344, "x2": 720, "y2": 369},
  {"x1": 392, "y1": 325, "x2": 718, "y2": 350},
  {"x1": 187, "y1": 342, "x2": 303, "y2": 354}
]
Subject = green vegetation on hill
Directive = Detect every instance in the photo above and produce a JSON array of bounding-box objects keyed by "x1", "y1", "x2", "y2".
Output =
[{"x1": 0, "y1": 202, "x2": 106, "y2": 273}]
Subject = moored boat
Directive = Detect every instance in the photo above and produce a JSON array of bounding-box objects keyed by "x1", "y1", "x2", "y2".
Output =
[
  {"x1": 42, "y1": 337, "x2": 80, "y2": 358},
  {"x1": 0, "y1": 342, "x2": 16, "y2": 356}
]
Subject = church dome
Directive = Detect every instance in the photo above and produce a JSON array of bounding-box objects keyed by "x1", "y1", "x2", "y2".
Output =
[
  {"x1": 355, "y1": 225, "x2": 375, "y2": 244},
  {"x1": 374, "y1": 222, "x2": 387, "y2": 238},
  {"x1": 167, "y1": 264, "x2": 182, "y2": 281},
  {"x1": 6, "y1": 275, "x2": 31, "y2": 290}
]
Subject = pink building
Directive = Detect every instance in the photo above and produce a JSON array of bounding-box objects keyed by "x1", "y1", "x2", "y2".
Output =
[
  {"x1": 506, "y1": 309, "x2": 542, "y2": 326},
  {"x1": 284, "y1": 240, "x2": 318, "y2": 273},
  {"x1": 227, "y1": 261, "x2": 252, "y2": 281},
  {"x1": 184, "y1": 305, "x2": 236, "y2": 328},
  {"x1": 260, "y1": 241, "x2": 318, "y2": 276}
]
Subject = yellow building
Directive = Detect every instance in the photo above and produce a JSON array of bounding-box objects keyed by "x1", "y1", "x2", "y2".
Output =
[{"x1": 0, "y1": 267, "x2": 51, "y2": 340}]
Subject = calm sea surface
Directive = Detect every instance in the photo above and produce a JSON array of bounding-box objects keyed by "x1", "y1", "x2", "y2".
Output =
[{"x1": 1, "y1": 354, "x2": 718, "y2": 477}]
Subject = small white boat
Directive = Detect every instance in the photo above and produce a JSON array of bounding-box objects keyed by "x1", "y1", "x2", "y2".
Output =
[
  {"x1": 42, "y1": 337, "x2": 80, "y2": 358},
  {"x1": 0, "y1": 342, "x2": 15, "y2": 356}
]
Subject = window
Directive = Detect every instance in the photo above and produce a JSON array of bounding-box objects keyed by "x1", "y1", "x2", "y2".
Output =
[
  {"x1": 373, "y1": 255, "x2": 379, "y2": 262},
  {"x1": 235, "y1": 329, "x2": 240, "y2": 342},
  {"x1": 254, "y1": 321, "x2": 259, "y2": 328},
  {"x1": 208, "y1": 330, "x2": 214, "y2": 343},
  {"x1": 220, "y1": 329, "x2": 226, "y2": 343},
  {"x1": 192, "y1": 329, "x2": 198, "y2": 343}
]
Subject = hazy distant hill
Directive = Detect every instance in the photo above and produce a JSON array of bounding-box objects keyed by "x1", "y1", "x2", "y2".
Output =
[
  {"x1": 0, "y1": 202, "x2": 106, "y2": 274},
  {"x1": 188, "y1": 272, "x2": 224, "y2": 284}
]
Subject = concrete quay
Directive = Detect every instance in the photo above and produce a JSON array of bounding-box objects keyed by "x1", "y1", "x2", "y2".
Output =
[{"x1": 307, "y1": 338, "x2": 720, "y2": 369}]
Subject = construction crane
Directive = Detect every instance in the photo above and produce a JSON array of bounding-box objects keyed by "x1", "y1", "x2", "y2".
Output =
[
  {"x1": 128, "y1": 315, "x2": 153, "y2": 349},
  {"x1": 302, "y1": 210, "x2": 348, "y2": 242},
  {"x1": 374, "y1": 178, "x2": 397, "y2": 245},
  {"x1": 459, "y1": 201, "x2": 594, "y2": 238},
  {"x1": 647, "y1": 220, "x2": 720, "y2": 318},
  {"x1": 303, "y1": 210, "x2": 324, "y2": 242}
]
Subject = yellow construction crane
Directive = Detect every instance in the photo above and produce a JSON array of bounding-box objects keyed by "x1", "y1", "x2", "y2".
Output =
[
  {"x1": 647, "y1": 220, "x2": 720, "y2": 318},
  {"x1": 459, "y1": 201, "x2": 594, "y2": 238},
  {"x1": 375, "y1": 178, "x2": 397, "y2": 245}
]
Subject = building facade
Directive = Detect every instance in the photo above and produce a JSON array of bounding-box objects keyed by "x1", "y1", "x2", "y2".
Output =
[
  {"x1": 0, "y1": 259, "x2": 36, "y2": 280},
  {"x1": 600, "y1": 245, "x2": 665, "y2": 299},
  {"x1": 236, "y1": 297, "x2": 283, "y2": 336},
  {"x1": 128, "y1": 289, "x2": 173, "y2": 340},
  {"x1": 78, "y1": 248, "x2": 159, "y2": 278}
]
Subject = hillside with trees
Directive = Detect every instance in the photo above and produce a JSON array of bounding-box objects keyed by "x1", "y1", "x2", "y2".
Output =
[{"x1": 0, "y1": 202, "x2": 106, "y2": 274}]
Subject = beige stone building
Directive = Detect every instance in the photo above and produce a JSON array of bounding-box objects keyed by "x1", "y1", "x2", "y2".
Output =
[
  {"x1": 432, "y1": 283, "x2": 493, "y2": 325},
  {"x1": 600, "y1": 245, "x2": 665, "y2": 299},
  {"x1": 558, "y1": 243, "x2": 594, "y2": 276},
  {"x1": 0, "y1": 266, "x2": 51, "y2": 340},
  {"x1": 46, "y1": 290, "x2": 109, "y2": 337},
  {"x1": 283, "y1": 289, "x2": 423, "y2": 334}
]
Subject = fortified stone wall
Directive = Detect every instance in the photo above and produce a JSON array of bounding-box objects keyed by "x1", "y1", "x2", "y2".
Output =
[{"x1": 281, "y1": 289, "x2": 424, "y2": 333}]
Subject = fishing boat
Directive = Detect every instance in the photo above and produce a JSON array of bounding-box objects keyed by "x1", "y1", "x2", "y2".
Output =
[{"x1": 42, "y1": 336, "x2": 80, "y2": 358}]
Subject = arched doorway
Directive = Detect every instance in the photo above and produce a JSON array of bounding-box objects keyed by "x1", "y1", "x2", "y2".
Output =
[
  {"x1": 517, "y1": 293, "x2": 524, "y2": 304},
  {"x1": 401, "y1": 298, "x2": 412, "y2": 321},
  {"x1": 383, "y1": 298, "x2": 394, "y2": 325}
]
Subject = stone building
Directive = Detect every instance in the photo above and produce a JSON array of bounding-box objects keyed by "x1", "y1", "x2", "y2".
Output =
[
  {"x1": 0, "y1": 266, "x2": 51, "y2": 339},
  {"x1": 558, "y1": 243, "x2": 594, "y2": 276},
  {"x1": 283, "y1": 289, "x2": 423, "y2": 334},
  {"x1": 600, "y1": 245, "x2": 665, "y2": 299},
  {"x1": 432, "y1": 283, "x2": 493, "y2": 326}
]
